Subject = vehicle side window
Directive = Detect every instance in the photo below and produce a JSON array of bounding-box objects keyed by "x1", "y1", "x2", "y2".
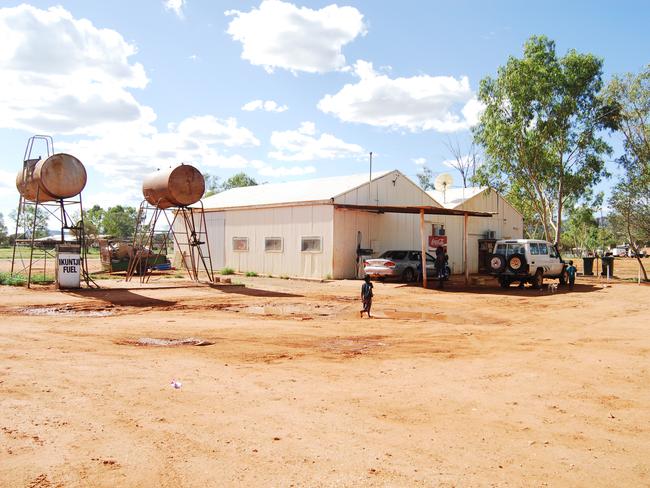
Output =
[
  {"x1": 392, "y1": 251, "x2": 407, "y2": 260},
  {"x1": 549, "y1": 246, "x2": 558, "y2": 258},
  {"x1": 539, "y1": 243, "x2": 548, "y2": 255},
  {"x1": 530, "y1": 243, "x2": 539, "y2": 255},
  {"x1": 409, "y1": 251, "x2": 420, "y2": 261},
  {"x1": 425, "y1": 253, "x2": 435, "y2": 262},
  {"x1": 494, "y1": 244, "x2": 506, "y2": 255}
]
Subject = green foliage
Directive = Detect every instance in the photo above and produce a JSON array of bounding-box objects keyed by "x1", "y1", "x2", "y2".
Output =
[
  {"x1": 416, "y1": 166, "x2": 435, "y2": 191},
  {"x1": 0, "y1": 272, "x2": 26, "y2": 286},
  {"x1": 102, "y1": 205, "x2": 137, "y2": 239},
  {"x1": 562, "y1": 204, "x2": 600, "y2": 253},
  {"x1": 220, "y1": 267, "x2": 235, "y2": 275},
  {"x1": 203, "y1": 172, "x2": 258, "y2": 196},
  {"x1": 473, "y1": 35, "x2": 613, "y2": 245},
  {"x1": 221, "y1": 172, "x2": 258, "y2": 191},
  {"x1": 604, "y1": 65, "x2": 650, "y2": 280},
  {"x1": 10, "y1": 206, "x2": 49, "y2": 239},
  {"x1": 0, "y1": 273, "x2": 54, "y2": 286},
  {"x1": 245, "y1": 271, "x2": 258, "y2": 277},
  {"x1": 603, "y1": 65, "x2": 650, "y2": 182},
  {"x1": 0, "y1": 213, "x2": 8, "y2": 246},
  {"x1": 203, "y1": 174, "x2": 222, "y2": 198}
]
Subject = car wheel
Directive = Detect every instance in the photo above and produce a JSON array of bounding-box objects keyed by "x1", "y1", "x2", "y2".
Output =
[
  {"x1": 498, "y1": 276, "x2": 510, "y2": 288},
  {"x1": 532, "y1": 269, "x2": 543, "y2": 290},
  {"x1": 489, "y1": 254, "x2": 506, "y2": 273},
  {"x1": 507, "y1": 253, "x2": 527, "y2": 273},
  {"x1": 402, "y1": 267, "x2": 415, "y2": 282}
]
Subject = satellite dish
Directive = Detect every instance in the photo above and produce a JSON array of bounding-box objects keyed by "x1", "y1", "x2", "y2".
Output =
[{"x1": 434, "y1": 173, "x2": 453, "y2": 202}]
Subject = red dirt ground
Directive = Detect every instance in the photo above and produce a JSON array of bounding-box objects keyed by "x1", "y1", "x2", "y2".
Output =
[{"x1": 0, "y1": 272, "x2": 648, "y2": 487}]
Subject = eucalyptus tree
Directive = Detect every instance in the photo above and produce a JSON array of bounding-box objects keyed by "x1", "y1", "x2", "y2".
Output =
[{"x1": 473, "y1": 35, "x2": 616, "y2": 245}]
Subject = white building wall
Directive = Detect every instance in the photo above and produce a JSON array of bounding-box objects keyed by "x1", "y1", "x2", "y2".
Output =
[
  {"x1": 217, "y1": 204, "x2": 334, "y2": 279},
  {"x1": 332, "y1": 170, "x2": 439, "y2": 278},
  {"x1": 432, "y1": 191, "x2": 524, "y2": 274},
  {"x1": 334, "y1": 170, "x2": 438, "y2": 207}
]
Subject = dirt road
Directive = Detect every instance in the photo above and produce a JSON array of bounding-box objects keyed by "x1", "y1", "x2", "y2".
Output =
[{"x1": 1, "y1": 275, "x2": 648, "y2": 487}]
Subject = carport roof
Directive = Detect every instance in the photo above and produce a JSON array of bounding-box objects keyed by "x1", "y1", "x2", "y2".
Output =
[{"x1": 334, "y1": 203, "x2": 492, "y2": 217}]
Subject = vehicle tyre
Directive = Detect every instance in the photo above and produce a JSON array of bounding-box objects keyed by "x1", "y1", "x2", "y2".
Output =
[
  {"x1": 498, "y1": 276, "x2": 510, "y2": 288},
  {"x1": 532, "y1": 269, "x2": 543, "y2": 290},
  {"x1": 402, "y1": 267, "x2": 415, "y2": 282},
  {"x1": 489, "y1": 254, "x2": 506, "y2": 273},
  {"x1": 559, "y1": 267, "x2": 569, "y2": 286},
  {"x1": 508, "y1": 253, "x2": 527, "y2": 273}
]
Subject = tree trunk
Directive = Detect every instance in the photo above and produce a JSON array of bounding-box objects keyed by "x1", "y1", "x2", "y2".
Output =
[{"x1": 555, "y1": 178, "x2": 564, "y2": 246}]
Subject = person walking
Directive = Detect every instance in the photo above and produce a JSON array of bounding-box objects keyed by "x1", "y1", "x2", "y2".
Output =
[
  {"x1": 360, "y1": 275, "x2": 374, "y2": 318},
  {"x1": 567, "y1": 260, "x2": 577, "y2": 290}
]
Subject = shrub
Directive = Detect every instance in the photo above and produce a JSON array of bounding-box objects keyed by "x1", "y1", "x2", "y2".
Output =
[
  {"x1": 0, "y1": 273, "x2": 54, "y2": 286},
  {"x1": 0, "y1": 272, "x2": 26, "y2": 286},
  {"x1": 245, "y1": 271, "x2": 258, "y2": 277},
  {"x1": 220, "y1": 267, "x2": 235, "y2": 275}
]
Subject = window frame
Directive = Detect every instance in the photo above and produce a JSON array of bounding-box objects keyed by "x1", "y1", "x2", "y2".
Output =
[
  {"x1": 264, "y1": 237, "x2": 283, "y2": 253},
  {"x1": 300, "y1": 236, "x2": 322, "y2": 253},
  {"x1": 232, "y1": 237, "x2": 249, "y2": 252}
]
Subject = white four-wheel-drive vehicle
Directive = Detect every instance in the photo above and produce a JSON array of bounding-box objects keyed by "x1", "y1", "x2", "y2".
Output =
[{"x1": 489, "y1": 239, "x2": 569, "y2": 289}]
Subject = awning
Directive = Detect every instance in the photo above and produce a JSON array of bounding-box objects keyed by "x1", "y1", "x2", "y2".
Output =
[
  {"x1": 334, "y1": 203, "x2": 492, "y2": 287},
  {"x1": 334, "y1": 203, "x2": 493, "y2": 218}
]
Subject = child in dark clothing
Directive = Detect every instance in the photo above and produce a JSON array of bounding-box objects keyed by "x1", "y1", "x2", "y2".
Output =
[
  {"x1": 360, "y1": 275, "x2": 374, "y2": 318},
  {"x1": 567, "y1": 260, "x2": 577, "y2": 289}
]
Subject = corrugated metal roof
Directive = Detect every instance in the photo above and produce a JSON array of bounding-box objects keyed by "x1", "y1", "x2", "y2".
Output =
[
  {"x1": 427, "y1": 187, "x2": 486, "y2": 209},
  {"x1": 202, "y1": 171, "x2": 391, "y2": 210}
]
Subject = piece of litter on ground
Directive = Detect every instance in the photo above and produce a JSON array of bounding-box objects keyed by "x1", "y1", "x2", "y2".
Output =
[{"x1": 170, "y1": 379, "x2": 182, "y2": 389}]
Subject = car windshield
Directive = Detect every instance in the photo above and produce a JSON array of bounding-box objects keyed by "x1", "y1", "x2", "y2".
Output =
[
  {"x1": 494, "y1": 243, "x2": 525, "y2": 256},
  {"x1": 380, "y1": 250, "x2": 407, "y2": 260}
]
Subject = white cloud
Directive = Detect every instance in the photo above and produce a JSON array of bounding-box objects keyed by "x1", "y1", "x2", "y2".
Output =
[
  {"x1": 269, "y1": 122, "x2": 364, "y2": 161},
  {"x1": 241, "y1": 99, "x2": 288, "y2": 112},
  {"x1": 189, "y1": 54, "x2": 199, "y2": 62},
  {"x1": 225, "y1": 0, "x2": 366, "y2": 74},
  {"x1": 0, "y1": 4, "x2": 154, "y2": 136},
  {"x1": 251, "y1": 160, "x2": 316, "y2": 177},
  {"x1": 412, "y1": 157, "x2": 427, "y2": 166},
  {"x1": 318, "y1": 60, "x2": 485, "y2": 132},
  {"x1": 0, "y1": 169, "x2": 14, "y2": 189},
  {"x1": 57, "y1": 115, "x2": 261, "y2": 198},
  {"x1": 164, "y1": 0, "x2": 186, "y2": 19},
  {"x1": 174, "y1": 116, "x2": 259, "y2": 147}
]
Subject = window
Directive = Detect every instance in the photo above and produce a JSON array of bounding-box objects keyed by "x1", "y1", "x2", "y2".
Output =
[
  {"x1": 549, "y1": 245, "x2": 558, "y2": 258},
  {"x1": 409, "y1": 251, "x2": 420, "y2": 261},
  {"x1": 431, "y1": 223, "x2": 445, "y2": 236},
  {"x1": 539, "y1": 243, "x2": 548, "y2": 255},
  {"x1": 265, "y1": 237, "x2": 283, "y2": 252},
  {"x1": 232, "y1": 237, "x2": 249, "y2": 251},
  {"x1": 301, "y1": 236, "x2": 322, "y2": 253},
  {"x1": 380, "y1": 250, "x2": 407, "y2": 260},
  {"x1": 530, "y1": 242, "x2": 539, "y2": 255}
]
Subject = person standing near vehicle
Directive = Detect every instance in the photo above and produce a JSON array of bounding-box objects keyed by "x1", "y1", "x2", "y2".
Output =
[
  {"x1": 360, "y1": 275, "x2": 374, "y2": 318},
  {"x1": 567, "y1": 260, "x2": 577, "y2": 289}
]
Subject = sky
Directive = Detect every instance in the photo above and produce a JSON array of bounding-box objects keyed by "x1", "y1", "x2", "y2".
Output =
[{"x1": 1, "y1": 0, "x2": 648, "y2": 228}]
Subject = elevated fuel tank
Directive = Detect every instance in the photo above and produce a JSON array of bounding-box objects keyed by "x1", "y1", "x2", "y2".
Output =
[{"x1": 142, "y1": 164, "x2": 205, "y2": 209}]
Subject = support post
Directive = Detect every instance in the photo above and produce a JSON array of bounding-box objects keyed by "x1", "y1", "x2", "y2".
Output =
[
  {"x1": 464, "y1": 212, "x2": 469, "y2": 286},
  {"x1": 420, "y1": 209, "x2": 427, "y2": 288}
]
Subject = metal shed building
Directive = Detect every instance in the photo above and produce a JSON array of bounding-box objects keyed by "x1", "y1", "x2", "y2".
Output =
[{"x1": 190, "y1": 171, "x2": 522, "y2": 279}]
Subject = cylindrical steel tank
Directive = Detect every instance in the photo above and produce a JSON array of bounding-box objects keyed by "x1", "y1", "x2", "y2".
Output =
[
  {"x1": 142, "y1": 164, "x2": 205, "y2": 209},
  {"x1": 16, "y1": 153, "x2": 87, "y2": 202}
]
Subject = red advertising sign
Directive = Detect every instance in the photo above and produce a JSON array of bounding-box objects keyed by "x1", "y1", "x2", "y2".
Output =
[{"x1": 428, "y1": 235, "x2": 448, "y2": 249}]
